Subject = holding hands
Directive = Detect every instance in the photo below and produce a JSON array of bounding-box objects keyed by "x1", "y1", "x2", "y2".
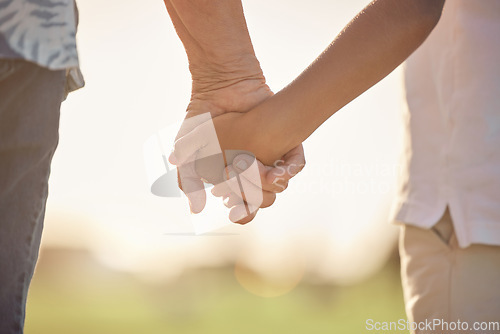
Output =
[
  {"x1": 169, "y1": 76, "x2": 305, "y2": 224},
  {"x1": 163, "y1": 0, "x2": 305, "y2": 224},
  {"x1": 164, "y1": 0, "x2": 440, "y2": 224}
]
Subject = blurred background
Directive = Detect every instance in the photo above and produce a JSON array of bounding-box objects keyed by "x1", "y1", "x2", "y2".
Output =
[{"x1": 25, "y1": 0, "x2": 407, "y2": 332}]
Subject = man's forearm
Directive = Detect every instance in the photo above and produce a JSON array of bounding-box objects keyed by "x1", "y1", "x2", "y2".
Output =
[
  {"x1": 164, "y1": 0, "x2": 264, "y2": 93},
  {"x1": 249, "y1": 0, "x2": 445, "y2": 154}
]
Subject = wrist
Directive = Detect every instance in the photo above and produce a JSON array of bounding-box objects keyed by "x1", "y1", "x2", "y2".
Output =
[
  {"x1": 241, "y1": 108, "x2": 297, "y2": 166},
  {"x1": 189, "y1": 53, "x2": 265, "y2": 94}
]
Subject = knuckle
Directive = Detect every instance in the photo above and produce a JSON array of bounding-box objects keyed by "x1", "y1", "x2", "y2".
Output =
[
  {"x1": 273, "y1": 181, "x2": 288, "y2": 193},
  {"x1": 263, "y1": 195, "x2": 276, "y2": 208}
]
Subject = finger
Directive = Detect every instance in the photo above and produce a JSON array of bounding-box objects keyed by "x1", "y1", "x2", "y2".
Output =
[
  {"x1": 260, "y1": 191, "x2": 276, "y2": 208},
  {"x1": 169, "y1": 126, "x2": 207, "y2": 165},
  {"x1": 223, "y1": 165, "x2": 264, "y2": 209},
  {"x1": 211, "y1": 181, "x2": 232, "y2": 198},
  {"x1": 221, "y1": 166, "x2": 244, "y2": 196},
  {"x1": 175, "y1": 111, "x2": 212, "y2": 140},
  {"x1": 222, "y1": 192, "x2": 243, "y2": 208},
  {"x1": 232, "y1": 154, "x2": 287, "y2": 193},
  {"x1": 193, "y1": 153, "x2": 226, "y2": 185},
  {"x1": 224, "y1": 189, "x2": 276, "y2": 209},
  {"x1": 212, "y1": 179, "x2": 245, "y2": 209},
  {"x1": 185, "y1": 187, "x2": 206, "y2": 214},
  {"x1": 178, "y1": 176, "x2": 206, "y2": 213},
  {"x1": 170, "y1": 119, "x2": 222, "y2": 166},
  {"x1": 212, "y1": 171, "x2": 241, "y2": 197},
  {"x1": 177, "y1": 163, "x2": 206, "y2": 213},
  {"x1": 229, "y1": 205, "x2": 258, "y2": 225},
  {"x1": 266, "y1": 144, "x2": 306, "y2": 185}
]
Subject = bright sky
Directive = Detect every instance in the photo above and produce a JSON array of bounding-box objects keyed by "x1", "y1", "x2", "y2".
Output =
[{"x1": 42, "y1": 0, "x2": 404, "y2": 288}]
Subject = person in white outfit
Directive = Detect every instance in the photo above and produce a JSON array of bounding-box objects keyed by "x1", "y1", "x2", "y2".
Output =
[{"x1": 170, "y1": 0, "x2": 500, "y2": 332}]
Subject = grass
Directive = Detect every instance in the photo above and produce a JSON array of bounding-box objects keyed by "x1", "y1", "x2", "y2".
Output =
[{"x1": 25, "y1": 248, "x2": 407, "y2": 334}]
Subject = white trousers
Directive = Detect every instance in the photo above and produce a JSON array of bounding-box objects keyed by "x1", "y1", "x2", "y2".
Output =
[{"x1": 399, "y1": 209, "x2": 500, "y2": 334}]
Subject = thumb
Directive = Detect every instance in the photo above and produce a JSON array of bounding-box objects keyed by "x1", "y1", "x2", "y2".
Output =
[
  {"x1": 170, "y1": 119, "x2": 222, "y2": 166},
  {"x1": 169, "y1": 126, "x2": 204, "y2": 165},
  {"x1": 168, "y1": 123, "x2": 207, "y2": 165}
]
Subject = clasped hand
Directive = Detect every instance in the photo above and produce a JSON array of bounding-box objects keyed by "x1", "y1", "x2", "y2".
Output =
[{"x1": 169, "y1": 82, "x2": 305, "y2": 224}]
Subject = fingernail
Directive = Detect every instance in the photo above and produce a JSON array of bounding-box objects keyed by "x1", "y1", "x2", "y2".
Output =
[
  {"x1": 234, "y1": 158, "x2": 248, "y2": 171},
  {"x1": 228, "y1": 171, "x2": 237, "y2": 179}
]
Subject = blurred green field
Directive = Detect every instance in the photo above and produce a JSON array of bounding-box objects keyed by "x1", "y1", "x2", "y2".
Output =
[{"x1": 25, "y1": 248, "x2": 406, "y2": 334}]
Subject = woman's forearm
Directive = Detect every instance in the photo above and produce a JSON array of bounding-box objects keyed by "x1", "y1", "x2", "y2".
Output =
[
  {"x1": 164, "y1": 0, "x2": 264, "y2": 94},
  {"x1": 249, "y1": 0, "x2": 445, "y2": 155}
]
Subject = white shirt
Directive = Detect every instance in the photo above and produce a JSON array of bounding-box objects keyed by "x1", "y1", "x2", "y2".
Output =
[{"x1": 391, "y1": 0, "x2": 500, "y2": 248}]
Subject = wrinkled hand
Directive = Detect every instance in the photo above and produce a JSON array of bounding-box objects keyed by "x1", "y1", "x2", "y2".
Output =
[{"x1": 171, "y1": 79, "x2": 305, "y2": 224}]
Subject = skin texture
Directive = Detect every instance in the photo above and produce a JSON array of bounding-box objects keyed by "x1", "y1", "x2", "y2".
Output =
[
  {"x1": 188, "y1": 0, "x2": 446, "y2": 166},
  {"x1": 164, "y1": 0, "x2": 305, "y2": 223},
  {"x1": 172, "y1": 0, "x2": 445, "y2": 222}
]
